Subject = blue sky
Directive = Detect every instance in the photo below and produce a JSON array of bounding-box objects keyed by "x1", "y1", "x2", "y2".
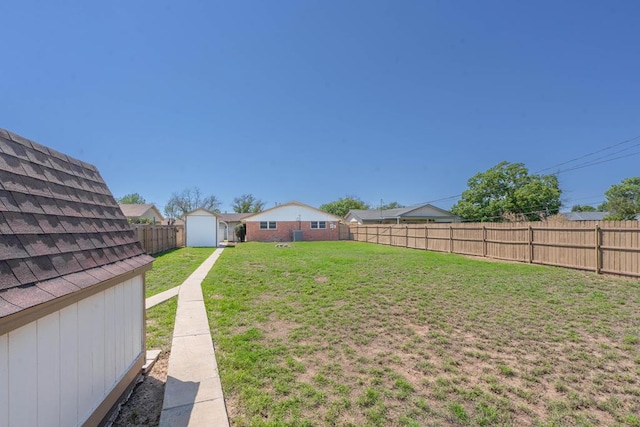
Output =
[{"x1": 2, "y1": 1, "x2": 639, "y2": 214}]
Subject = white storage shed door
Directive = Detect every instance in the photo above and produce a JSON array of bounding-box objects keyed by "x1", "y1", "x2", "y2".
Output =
[{"x1": 187, "y1": 215, "x2": 217, "y2": 247}]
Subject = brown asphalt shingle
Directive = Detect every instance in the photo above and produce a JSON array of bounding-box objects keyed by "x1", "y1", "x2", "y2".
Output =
[{"x1": 0, "y1": 128, "x2": 153, "y2": 317}]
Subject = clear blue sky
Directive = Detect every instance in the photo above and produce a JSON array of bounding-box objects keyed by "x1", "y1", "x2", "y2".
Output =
[{"x1": 2, "y1": 1, "x2": 639, "y2": 214}]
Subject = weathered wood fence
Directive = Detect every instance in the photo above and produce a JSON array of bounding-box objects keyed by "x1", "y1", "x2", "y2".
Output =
[
  {"x1": 349, "y1": 221, "x2": 640, "y2": 278},
  {"x1": 131, "y1": 224, "x2": 183, "y2": 255}
]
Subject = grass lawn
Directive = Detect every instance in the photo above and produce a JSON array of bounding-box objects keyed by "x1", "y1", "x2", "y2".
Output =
[
  {"x1": 145, "y1": 247, "x2": 216, "y2": 297},
  {"x1": 203, "y1": 242, "x2": 640, "y2": 427},
  {"x1": 146, "y1": 296, "x2": 178, "y2": 352}
]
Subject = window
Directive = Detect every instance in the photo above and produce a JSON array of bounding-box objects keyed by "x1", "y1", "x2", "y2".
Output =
[
  {"x1": 259, "y1": 221, "x2": 276, "y2": 230},
  {"x1": 310, "y1": 221, "x2": 326, "y2": 229}
]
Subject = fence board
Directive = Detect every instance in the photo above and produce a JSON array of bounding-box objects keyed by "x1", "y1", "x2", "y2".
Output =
[
  {"x1": 348, "y1": 221, "x2": 640, "y2": 278},
  {"x1": 131, "y1": 224, "x2": 181, "y2": 255}
]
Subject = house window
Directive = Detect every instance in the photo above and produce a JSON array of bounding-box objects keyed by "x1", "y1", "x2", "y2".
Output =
[
  {"x1": 260, "y1": 221, "x2": 276, "y2": 230},
  {"x1": 310, "y1": 221, "x2": 326, "y2": 229}
]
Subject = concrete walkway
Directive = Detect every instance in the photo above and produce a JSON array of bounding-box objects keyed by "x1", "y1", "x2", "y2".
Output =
[
  {"x1": 146, "y1": 285, "x2": 181, "y2": 309},
  {"x1": 159, "y1": 248, "x2": 229, "y2": 427}
]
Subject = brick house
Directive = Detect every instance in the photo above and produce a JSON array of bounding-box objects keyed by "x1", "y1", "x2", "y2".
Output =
[
  {"x1": 243, "y1": 201, "x2": 342, "y2": 242},
  {"x1": 0, "y1": 129, "x2": 153, "y2": 426}
]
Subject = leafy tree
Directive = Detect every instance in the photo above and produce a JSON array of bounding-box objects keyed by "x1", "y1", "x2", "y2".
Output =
[
  {"x1": 235, "y1": 223, "x2": 246, "y2": 242},
  {"x1": 320, "y1": 196, "x2": 370, "y2": 217},
  {"x1": 450, "y1": 161, "x2": 562, "y2": 222},
  {"x1": 601, "y1": 177, "x2": 640, "y2": 220},
  {"x1": 232, "y1": 194, "x2": 265, "y2": 213},
  {"x1": 118, "y1": 193, "x2": 147, "y2": 204},
  {"x1": 164, "y1": 187, "x2": 221, "y2": 219},
  {"x1": 379, "y1": 201, "x2": 405, "y2": 210},
  {"x1": 571, "y1": 204, "x2": 597, "y2": 212}
]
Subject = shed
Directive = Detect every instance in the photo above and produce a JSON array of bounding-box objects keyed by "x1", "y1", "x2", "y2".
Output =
[
  {"x1": 185, "y1": 208, "x2": 218, "y2": 247},
  {"x1": 0, "y1": 128, "x2": 154, "y2": 426}
]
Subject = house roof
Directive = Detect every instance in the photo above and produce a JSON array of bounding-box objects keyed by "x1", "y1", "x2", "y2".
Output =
[
  {"x1": 347, "y1": 203, "x2": 459, "y2": 221},
  {"x1": 218, "y1": 212, "x2": 252, "y2": 222},
  {"x1": 184, "y1": 207, "x2": 219, "y2": 217},
  {"x1": 562, "y1": 212, "x2": 609, "y2": 221},
  {"x1": 0, "y1": 128, "x2": 154, "y2": 319},
  {"x1": 119, "y1": 203, "x2": 164, "y2": 220},
  {"x1": 242, "y1": 201, "x2": 342, "y2": 222}
]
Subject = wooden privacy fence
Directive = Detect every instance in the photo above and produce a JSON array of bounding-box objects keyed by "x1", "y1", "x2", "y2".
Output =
[
  {"x1": 131, "y1": 224, "x2": 183, "y2": 255},
  {"x1": 349, "y1": 221, "x2": 640, "y2": 278}
]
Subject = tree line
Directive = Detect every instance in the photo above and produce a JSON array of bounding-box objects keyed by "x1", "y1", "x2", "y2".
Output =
[{"x1": 117, "y1": 162, "x2": 640, "y2": 222}]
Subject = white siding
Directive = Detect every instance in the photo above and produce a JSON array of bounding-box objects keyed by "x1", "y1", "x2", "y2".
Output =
[
  {"x1": 0, "y1": 334, "x2": 8, "y2": 427},
  {"x1": 0, "y1": 274, "x2": 145, "y2": 427},
  {"x1": 9, "y1": 323, "x2": 37, "y2": 427},
  {"x1": 38, "y1": 312, "x2": 61, "y2": 427},
  {"x1": 248, "y1": 204, "x2": 340, "y2": 222},
  {"x1": 60, "y1": 304, "x2": 79, "y2": 427},
  {"x1": 186, "y1": 211, "x2": 218, "y2": 247}
]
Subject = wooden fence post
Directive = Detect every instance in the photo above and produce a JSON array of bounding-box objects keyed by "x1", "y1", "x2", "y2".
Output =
[
  {"x1": 528, "y1": 225, "x2": 533, "y2": 263},
  {"x1": 405, "y1": 225, "x2": 409, "y2": 248},
  {"x1": 595, "y1": 224, "x2": 601, "y2": 274},
  {"x1": 424, "y1": 225, "x2": 428, "y2": 251},
  {"x1": 366, "y1": 226, "x2": 368, "y2": 243},
  {"x1": 449, "y1": 225, "x2": 453, "y2": 253},
  {"x1": 377, "y1": 226, "x2": 379, "y2": 244},
  {"x1": 482, "y1": 225, "x2": 487, "y2": 257}
]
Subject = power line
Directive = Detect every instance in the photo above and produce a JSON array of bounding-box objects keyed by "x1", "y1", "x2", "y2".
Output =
[
  {"x1": 416, "y1": 132, "x2": 640, "y2": 208},
  {"x1": 534, "y1": 133, "x2": 640, "y2": 174}
]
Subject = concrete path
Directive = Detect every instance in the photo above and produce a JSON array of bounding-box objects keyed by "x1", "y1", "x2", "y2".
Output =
[
  {"x1": 159, "y1": 248, "x2": 229, "y2": 427},
  {"x1": 146, "y1": 285, "x2": 181, "y2": 309}
]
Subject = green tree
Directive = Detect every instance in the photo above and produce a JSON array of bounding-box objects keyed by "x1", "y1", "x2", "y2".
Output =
[
  {"x1": 320, "y1": 196, "x2": 370, "y2": 217},
  {"x1": 235, "y1": 223, "x2": 246, "y2": 242},
  {"x1": 450, "y1": 161, "x2": 562, "y2": 222},
  {"x1": 164, "y1": 187, "x2": 221, "y2": 219},
  {"x1": 232, "y1": 194, "x2": 265, "y2": 213},
  {"x1": 118, "y1": 193, "x2": 147, "y2": 204},
  {"x1": 601, "y1": 177, "x2": 640, "y2": 220},
  {"x1": 571, "y1": 204, "x2": 597, "y2": 212},
  {"x1": 380, "y1": 201, "x2": 405, "y2": 210}
]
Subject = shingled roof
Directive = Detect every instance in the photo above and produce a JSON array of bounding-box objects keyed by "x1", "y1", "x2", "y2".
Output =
[{"x1": 0, "y1": 128, "x2": 153, "y2": 318}]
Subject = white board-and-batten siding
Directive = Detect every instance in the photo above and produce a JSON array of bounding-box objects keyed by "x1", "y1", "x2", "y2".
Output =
[{"x1": 0, "y1": 275, "x2": 144, "y2": 427}]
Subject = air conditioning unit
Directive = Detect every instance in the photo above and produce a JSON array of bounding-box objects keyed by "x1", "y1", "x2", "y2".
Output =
[{"x1": 292, "y1": 230, "x2": 303, "y2": 241}]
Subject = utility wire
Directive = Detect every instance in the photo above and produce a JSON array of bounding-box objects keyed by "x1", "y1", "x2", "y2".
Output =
[
  {"x1": 534, "y1": 133, "x2": 640, "y2": 174},
  {"x1": 415, "y1": 133, "x2": 640, "y2": 208}
]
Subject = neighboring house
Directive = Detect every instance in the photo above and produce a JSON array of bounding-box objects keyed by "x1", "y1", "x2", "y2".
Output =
[
  {"x1": 562, "y1": 212, "x2": 609, "y2": 221},
  {"x1": 345, "y1": 203, "x2": 461, "y2": 224},
  {"x1": 119, "y1": 203, "x2": 164, "y2": 224},
  {"x1": 161, "y1": 218, "x2": 184, "y2": 226},
  {"x1": 218, "y1": 212, "x2": 252, "y2": 242},
  {"x1": 0, "y1": 129, "x2": 154, "y2": 426},
  {"x1": 185, "y1": 208, "x2": 218, "y2": 247},
  {"x1": 243, "y1": 201, "x2": 342, "y2": 242}
]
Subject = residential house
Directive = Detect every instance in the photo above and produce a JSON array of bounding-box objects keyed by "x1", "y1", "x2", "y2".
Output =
[
  {"x1": 0, "y1": 128, "x2": 154, "y2": 426},
  {"x1": 243, "y1": 201, "x2": 342, "y2": 242},
  {"x1": 218, "y1": 212, "x2": 252, "y2": 242},
  {"x1": 119, "y1": 203, "x2": 164, "y2": 224},
  {"x1": 345, "y1": 203, "x2": 461, "y2": 224},
  {"x1": 562, "y1": 212, "x2": 609, "y2": 221}
]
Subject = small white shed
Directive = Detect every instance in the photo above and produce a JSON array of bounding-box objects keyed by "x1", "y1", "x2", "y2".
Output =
[{"x1": 185, "y1": 208, "x2": 218, "y2": 247}]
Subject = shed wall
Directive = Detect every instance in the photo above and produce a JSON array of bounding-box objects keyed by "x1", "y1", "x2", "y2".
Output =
[
  {"x1": 0, "y1": 275, "x2": 144, "y2": 427},
  {"x1": 186, "y1": 214, "x2": 218, "y2": 247}
]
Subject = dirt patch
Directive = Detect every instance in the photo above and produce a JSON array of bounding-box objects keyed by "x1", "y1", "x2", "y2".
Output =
[
  {"x1": 112, "y1": 351, "x2": 169, "y2": 426},
  {"x1": 314, "y1": 276, "x2": 328, "y2": 283}
]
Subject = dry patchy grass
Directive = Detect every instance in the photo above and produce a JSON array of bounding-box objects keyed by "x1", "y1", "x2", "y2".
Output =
[{"x1": 204, "y1": 242, "x2": 640, "y2": 426}]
